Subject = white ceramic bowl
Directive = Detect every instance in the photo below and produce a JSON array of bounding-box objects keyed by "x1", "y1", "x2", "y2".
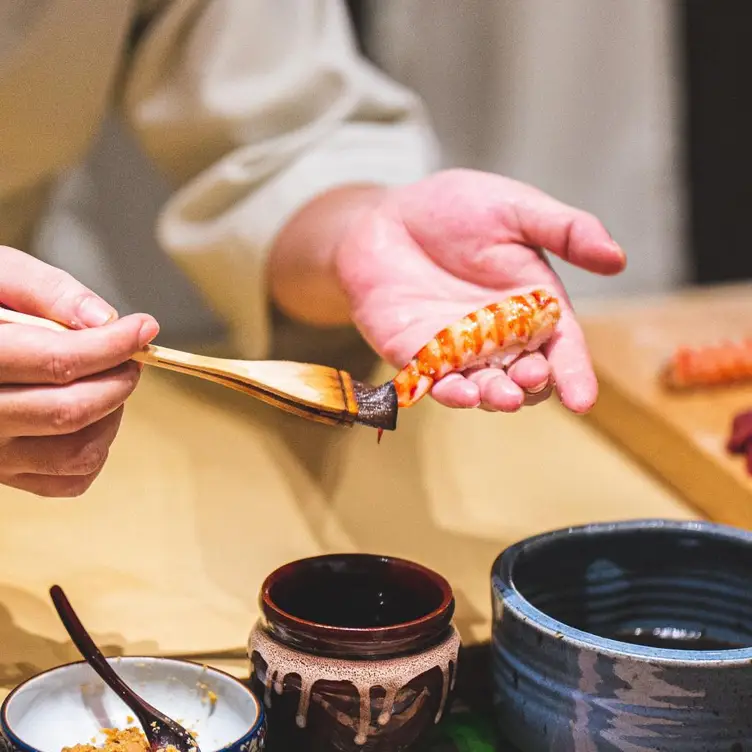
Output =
[{"x1": 0, "y1": 657, "x2": 265, "y2": 752}]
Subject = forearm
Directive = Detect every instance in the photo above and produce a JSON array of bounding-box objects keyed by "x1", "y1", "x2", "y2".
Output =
[{"x1": 267, "y1": 183, "x2": 387, "y2": 327}]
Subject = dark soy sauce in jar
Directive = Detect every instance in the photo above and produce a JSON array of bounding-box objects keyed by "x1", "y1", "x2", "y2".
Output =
[
  {"x1": 270, "y1": 562, "x2": 445, "y2": 628},
  {"x1": 608, "y1": 626, "x2": 747, "y2": 651}
]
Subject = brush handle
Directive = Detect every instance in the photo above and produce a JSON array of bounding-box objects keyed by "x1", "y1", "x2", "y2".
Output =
[
  {"x1": 0, "y1": 307, "x2": 355, "y2": 427},
  {"x1": 0, "y1": 306, "x2": 200, "y2": 373}
]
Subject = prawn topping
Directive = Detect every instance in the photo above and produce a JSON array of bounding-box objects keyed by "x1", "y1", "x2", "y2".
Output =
[
  {"x1": 391, "y1": 289, "x2": 561, "y2": 409},
  {"x1": 662, "y1": 338, "x2": 752, "y2": 390}
]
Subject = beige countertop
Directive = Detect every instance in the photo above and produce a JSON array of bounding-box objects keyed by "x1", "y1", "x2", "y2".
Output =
[{"x1": 0, "y1": 359, "x2": 699, "y2": 699}]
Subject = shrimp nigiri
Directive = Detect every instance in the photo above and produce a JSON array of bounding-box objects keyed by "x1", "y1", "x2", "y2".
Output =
[
  {"x1": 662, "y1": 338, "x2": 752, "y2": 390},
  {"x1": 374, "y1": 289, "x2": 561, "y2": 442}
]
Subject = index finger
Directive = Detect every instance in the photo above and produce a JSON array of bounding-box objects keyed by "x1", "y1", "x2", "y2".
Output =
[{"x1": 0, "y1": 313, "x2": 159, "y2": 385}]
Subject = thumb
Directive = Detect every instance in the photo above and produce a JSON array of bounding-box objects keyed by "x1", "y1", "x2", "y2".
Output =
[
  {"x1": 400, "y1": 171, "x2": 627, "y2": 277},
  {"x1": 0, "y1": 246, "x2": 118, "y2": 328},
  {"x1": 508, "y1": 186, "x2": 627, "y2": 276}
]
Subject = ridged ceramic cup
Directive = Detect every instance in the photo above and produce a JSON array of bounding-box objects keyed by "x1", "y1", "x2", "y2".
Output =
[{"x1": 491, "y1": 519, "x2": 752, "y2": 751}]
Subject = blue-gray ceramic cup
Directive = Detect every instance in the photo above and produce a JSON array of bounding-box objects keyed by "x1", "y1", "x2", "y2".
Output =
[{"x1": 491, "y1": 519, "x2": 752, "y2": 751}]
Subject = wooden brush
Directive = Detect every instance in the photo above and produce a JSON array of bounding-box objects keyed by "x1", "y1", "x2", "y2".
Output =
[{"x1": 0, "y1": 308, "x2": 398, "y2": 433}]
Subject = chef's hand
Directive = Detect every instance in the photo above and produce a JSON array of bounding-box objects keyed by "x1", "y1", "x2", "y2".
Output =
[
  {"x1": 0, "y1": 246, "x2": 159, "y2": 497},
  {"x1": 269, "y1": 169, "x2": 626, "y2": 414}
]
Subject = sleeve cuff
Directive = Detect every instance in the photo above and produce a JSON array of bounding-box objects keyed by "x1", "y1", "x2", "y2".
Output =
[{"x1": 156, "y1": 119, "x2": 441, "y2": 360}]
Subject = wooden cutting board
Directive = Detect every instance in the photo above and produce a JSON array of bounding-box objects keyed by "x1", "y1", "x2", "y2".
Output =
[{"x1": 579, "y1": 281, "x2": 752, "y2": 528}]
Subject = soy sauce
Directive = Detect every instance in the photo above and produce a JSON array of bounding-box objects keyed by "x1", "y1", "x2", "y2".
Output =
[{"x1": 270, "y1": 564, "x2": 444, "y2": 628}]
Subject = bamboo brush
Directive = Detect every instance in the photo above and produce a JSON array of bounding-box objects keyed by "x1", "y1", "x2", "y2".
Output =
[{"x1": 0, "y1": 307, "x2": 399, "y2": 433}]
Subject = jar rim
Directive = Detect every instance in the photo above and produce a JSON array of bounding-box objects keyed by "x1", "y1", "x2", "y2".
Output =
[
  {"x1": 260, "y1": 553, "x2": 454, "y2": 644},
  {"x1": 492, "y1": 518, "x2": 752, "y2": 665}
]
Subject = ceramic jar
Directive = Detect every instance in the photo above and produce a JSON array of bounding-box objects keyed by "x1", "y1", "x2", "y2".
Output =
[
  {"x1": 248, "y1": 553, "x2": 460, "y2": 751},
  {"x1": 491, "y1": 519, "x2": 752, "y2": 751}
]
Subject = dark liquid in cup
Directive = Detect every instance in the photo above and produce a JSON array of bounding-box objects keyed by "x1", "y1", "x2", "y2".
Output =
[
  {"x1": 271, "y1": 562, "x2": 445, "y2": 628},
  {"x1": 608, "y1": 626, "x2": 746, "y2": 651}
]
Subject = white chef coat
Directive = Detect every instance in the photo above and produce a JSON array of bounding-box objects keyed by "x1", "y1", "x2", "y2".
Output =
[{"x1": 0, "y1": 0, "x2": 440, "y2": 357}]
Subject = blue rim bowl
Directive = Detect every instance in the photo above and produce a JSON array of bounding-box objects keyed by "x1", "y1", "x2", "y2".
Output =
[
  {"x1": 0, "y1": 656, "x2": 265, "y2": 752},
  {"x1": 491, "y1": 519, "x2": 752, "y2": 751}
]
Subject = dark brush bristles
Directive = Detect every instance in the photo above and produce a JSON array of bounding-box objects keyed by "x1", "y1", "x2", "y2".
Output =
[{"x1": 351, "y1": 380, "x2": 399, "y2": 431}]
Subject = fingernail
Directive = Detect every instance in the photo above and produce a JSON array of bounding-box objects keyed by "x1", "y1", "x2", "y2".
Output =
[
  {"x1": 78, "y1": 296, "x2": 117, "y2": 326},
  {"x1": 526, "y1": 379, "x2": 550, "y2": 395},
  {"x1": 138, "y1": 320, "x2": 160, "y2": 348}
]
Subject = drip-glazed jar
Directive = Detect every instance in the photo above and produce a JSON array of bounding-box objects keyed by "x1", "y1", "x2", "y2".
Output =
[{"x1": 248, "y1": 553, "x2": 460, "y2": 751}]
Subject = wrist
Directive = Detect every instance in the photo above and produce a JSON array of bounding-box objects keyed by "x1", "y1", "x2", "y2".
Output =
[{"x1": 267, "y1": 183, "x2": 387, "y2": 327}]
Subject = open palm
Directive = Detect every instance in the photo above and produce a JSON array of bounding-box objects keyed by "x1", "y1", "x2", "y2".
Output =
[{"x1": 335, "y1": 170, "x2": 626, "y2": 413}]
